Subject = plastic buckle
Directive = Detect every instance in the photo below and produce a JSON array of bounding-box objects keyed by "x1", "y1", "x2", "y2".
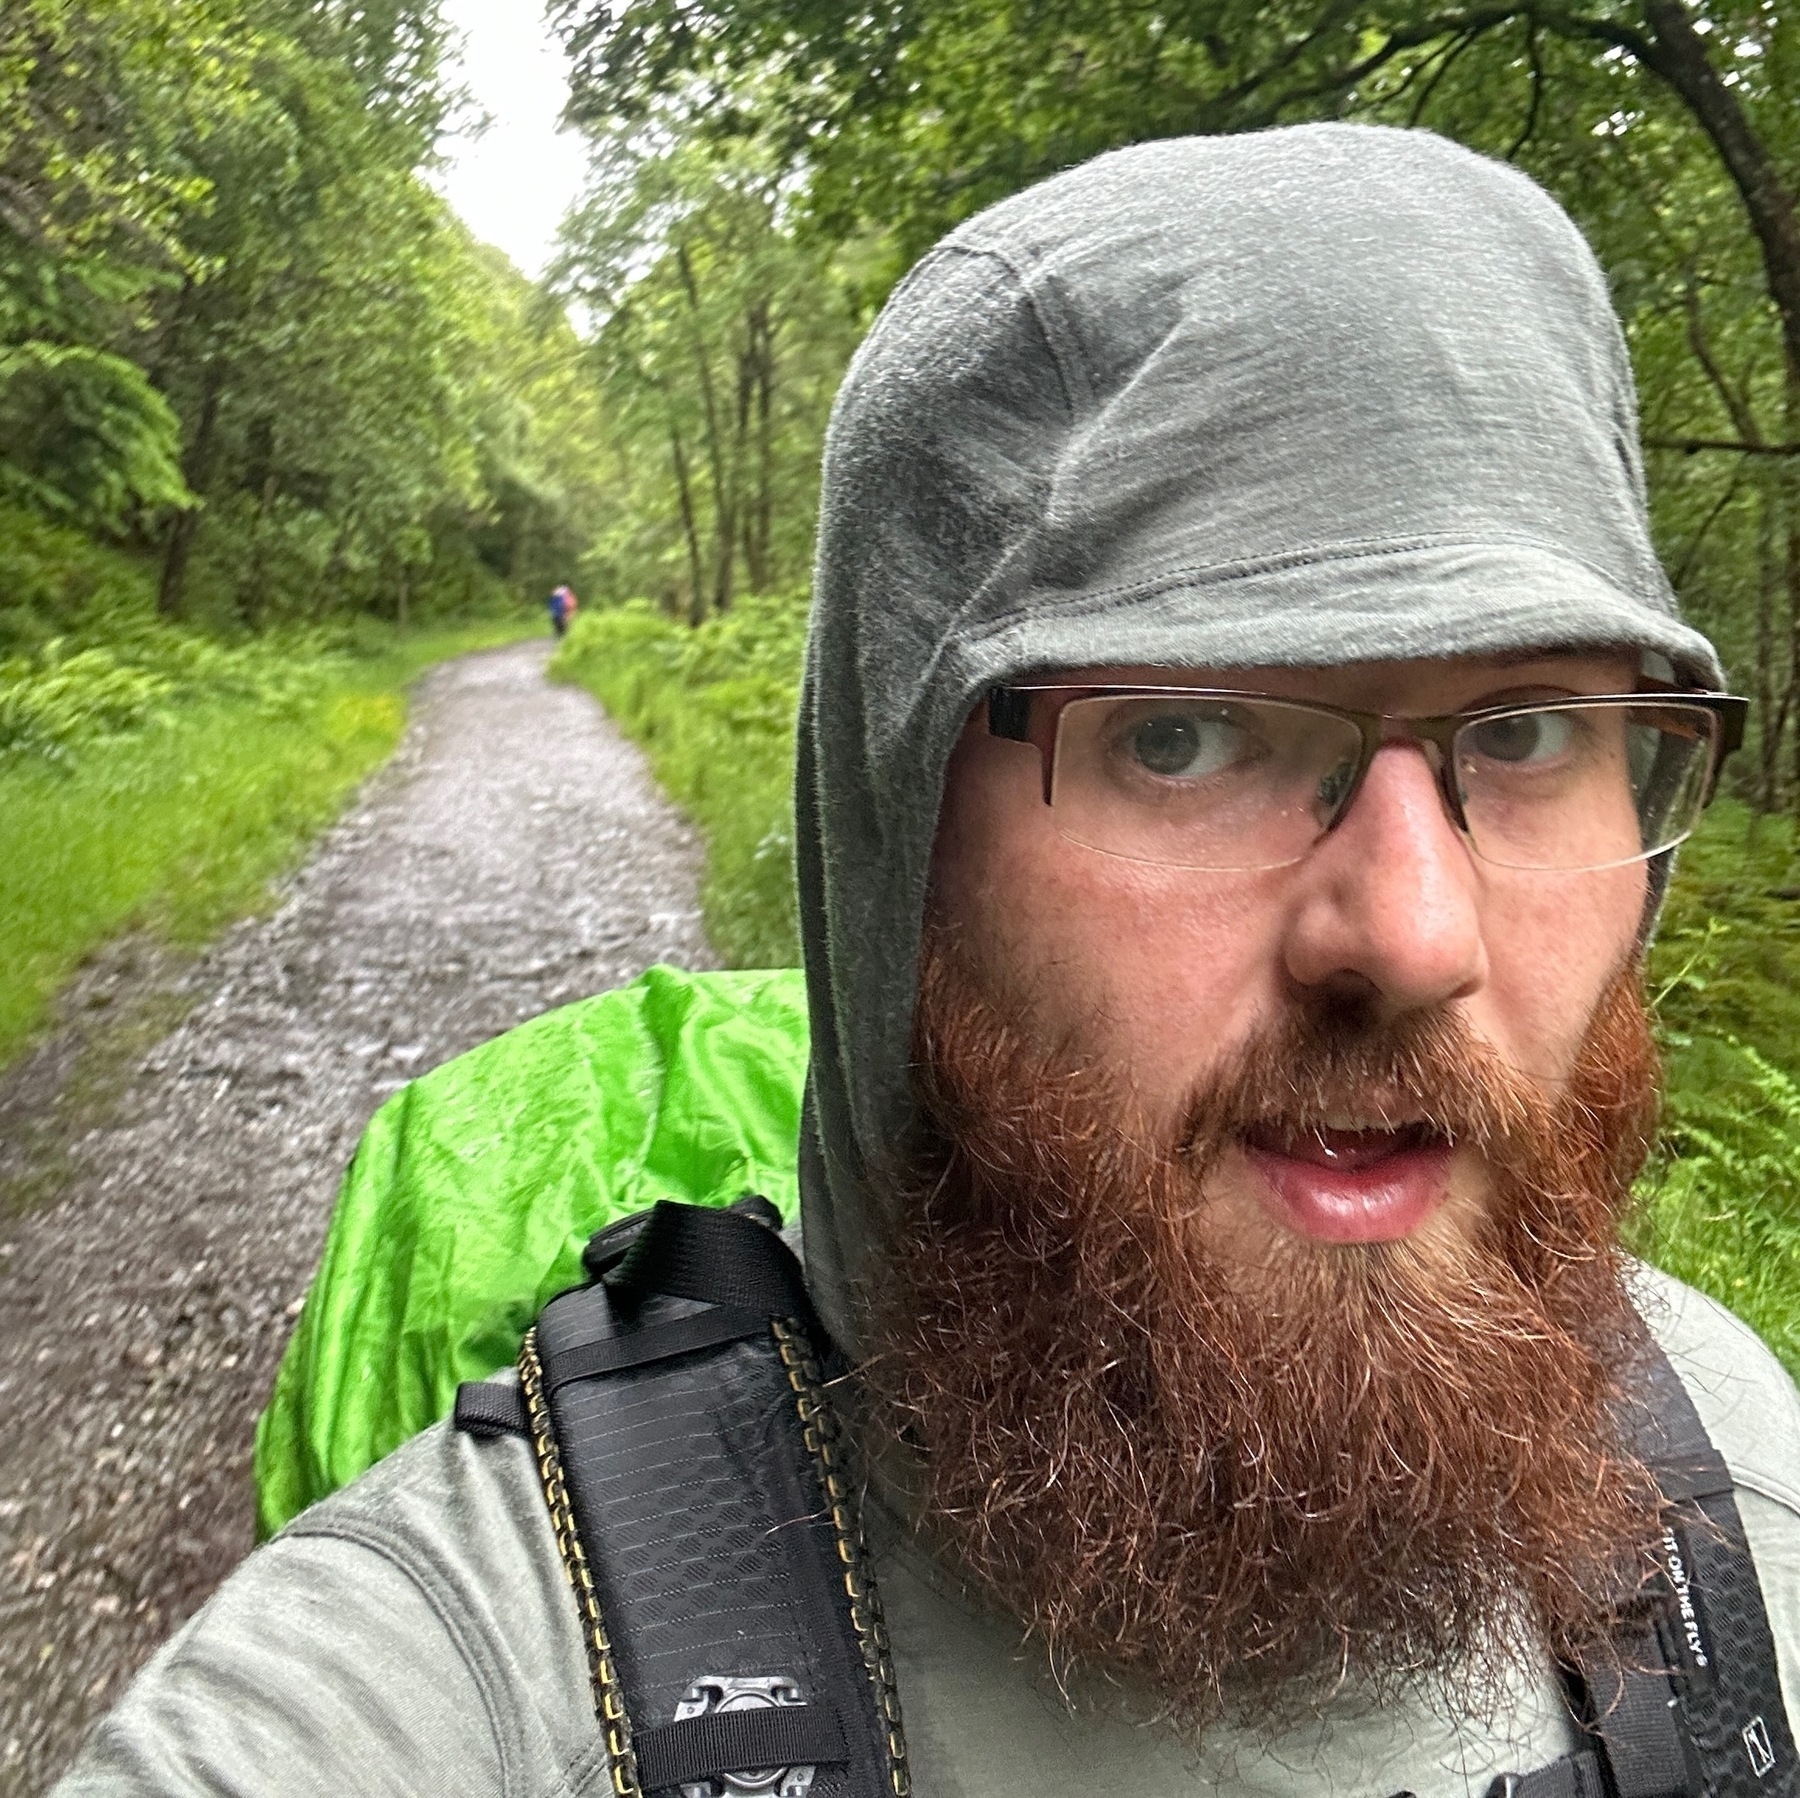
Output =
[
  {"x1": 581, "y1": 1210, "x2": 651, "y2": 1283},
  {"x1": 673, "y1": 1675, "x2": 814, "y2": 1798}
]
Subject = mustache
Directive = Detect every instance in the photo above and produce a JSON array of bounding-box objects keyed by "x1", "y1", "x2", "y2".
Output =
[
  {"x1": 915, "y1": 940, "x2": 1657, "y2": 1218},
  {"x1": 1176, "y1": 993, "x2": 1536, "y2": 1160}
]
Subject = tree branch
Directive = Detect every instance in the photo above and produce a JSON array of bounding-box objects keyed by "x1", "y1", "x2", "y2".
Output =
[
  {"x1": 1226, "y1": 0, "x2": 1800, "y2": 394},
  {"x1": 1505, "y1": 18, "x2": 1545, "y2": 160},
  {"x1": 1404, "y1": 30, "x2": 1481, "y2": 127},
  {"x1": 1683, "y1": 273, "x2": 1765, "y2": 447},
  {"x1": 1671, "y1": 457, "x2": 1750, "y2": 587},
  {"x1": 1646, "y1": 437, "x2": 1800, "y2": 456},
  {"x1": 1547, "y1": 0, "x2": 1800, "y2": 377}
]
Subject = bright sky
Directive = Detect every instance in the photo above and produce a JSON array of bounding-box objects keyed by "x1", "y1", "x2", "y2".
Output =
[{"x1": 433, "y1": 0, "x2": 589, "y2": 280}]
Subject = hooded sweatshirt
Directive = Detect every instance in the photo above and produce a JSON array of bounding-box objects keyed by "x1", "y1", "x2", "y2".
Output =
[{"x1": 796, "y1": 121, "x2": 1724, "y2": 1352}]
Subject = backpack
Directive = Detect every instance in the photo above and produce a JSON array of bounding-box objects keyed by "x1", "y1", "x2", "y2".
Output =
[{"x1": 254, "y1": 966, "x2": 809, "y2": 1540}]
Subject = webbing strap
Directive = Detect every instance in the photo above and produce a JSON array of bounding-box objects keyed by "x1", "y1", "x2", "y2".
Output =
[
  {"x1": 456, "y1": 1308, "x2": 772, "y2": 1427},
  {"x1": 1628, "y1": 1348, "x2": 1800, "y2": 1798},
  {"x1": 1499, "y1": 1748, "x2": 1609, "y2": 1798},
  {"x1": 1626, "y1": 1347, "x2": 1736, "y2": 1503},
  {"x1": 1482, "y1": 1339, "x2": 1799, "y2": 1798},
  {"x1": 518, "y1": 1198, "x2": 907, "y2": 1798},
  {"x1": 453, "y1": 1379, "x2": 529, "y2": 1439},
  {"x1": 539, "y1": 1307, "x2": 768, "y2": 1394},
  {"x1": 1578, "y1": 1644, "x2": 1688, "y2": 1798},
  {"x1": 632, "y1": 1702, "x2": 849, "y2": 1791},
  {"x1": 604, "y1": 1199, "x2": 814, "y2": 1320}
]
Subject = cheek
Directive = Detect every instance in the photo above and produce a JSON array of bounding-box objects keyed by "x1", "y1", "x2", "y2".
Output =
[
  {"x1": 937, "y1": 789, "x2": 1284, "y2": 1114},
  {"x1": 1475, "y1": 861, "x2": 1647, "y2": 1082}
]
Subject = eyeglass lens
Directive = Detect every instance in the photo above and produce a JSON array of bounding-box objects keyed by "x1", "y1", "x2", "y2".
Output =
[{"x1": 1048, "y1": 695, "x2": 1719, "y2": 872}]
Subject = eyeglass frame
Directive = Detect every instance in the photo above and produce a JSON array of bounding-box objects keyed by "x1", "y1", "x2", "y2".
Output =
[{"x1": 985, "y1": 681, "x2": 1748, "y2": 858}]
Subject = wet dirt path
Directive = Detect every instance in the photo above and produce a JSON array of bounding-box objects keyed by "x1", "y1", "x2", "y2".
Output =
[{"x1": 0, "y1": 639, "x2": 718, "y2": 1792}]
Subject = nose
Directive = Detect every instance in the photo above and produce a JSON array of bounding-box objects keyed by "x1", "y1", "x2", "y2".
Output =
[{"x1": 1281, "y1": 742, "x2": 1487, "y2": 1019}]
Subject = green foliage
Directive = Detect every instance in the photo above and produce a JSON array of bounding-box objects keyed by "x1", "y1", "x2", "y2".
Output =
[
  {"x1": 1633, "y1": 1036, "x2": 1800, "y2": 1378},
  {"x1": 1637, "y1": 801, "x2": 1800, "y2": 1374},
  {"x1": 0, "y1": 501, "x2": 337, "y2": 760},
  {"x1": 0, "y1": 632, "x2": 339, "y2": 760},
  {"x1": 1647, "y1": 799, "x2": 1800, "y2": 1057},
  {"x1": 2, "y1": 0, "x2": 613, "y2": 627},
  {"x1": 0, "y1": 0, "x2": 239, "y2": 527},
  {"x1": 0, "y1": 646, "x2": 176, "y2": 758},
  {"x1": 550, "y1": 593, "x2": 808, "y2": 963},
  {"x1": 0, "y1": 343, "x2": 192, "y2": 528},
  {"x1": 0, "y1": 615, "x2": 530, "y2": 1068},
  {"x1": 0, "y1": 500, "x2": 159, "y2": 647}
]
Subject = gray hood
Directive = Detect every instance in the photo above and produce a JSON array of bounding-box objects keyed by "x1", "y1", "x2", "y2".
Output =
[{"x1": 794, "y1": 122, "x2": 1725, "y2": 1351}]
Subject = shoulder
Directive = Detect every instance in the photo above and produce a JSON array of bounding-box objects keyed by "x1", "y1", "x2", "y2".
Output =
[
  {"x1": 60, "y1": 1411, "x2": 599, "y2": 1797},
  {"x1": 1632, "y1": 1262, "x2": 1800, "y2": 1514}
]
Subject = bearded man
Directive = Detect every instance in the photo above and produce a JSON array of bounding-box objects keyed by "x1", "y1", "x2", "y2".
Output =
[{"x1": 54, "y1": 124, "x2": 1800, "y2": 1798}]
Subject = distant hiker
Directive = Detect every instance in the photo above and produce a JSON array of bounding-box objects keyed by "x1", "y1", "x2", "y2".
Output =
[{"x1": 546, "y1": 584, "x2": 578, "y2": 637}]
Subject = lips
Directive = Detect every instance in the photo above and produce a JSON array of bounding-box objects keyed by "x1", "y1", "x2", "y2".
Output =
[{"x1": 1239, "y1": 1119, "x2": 1454, "y2": 1244}]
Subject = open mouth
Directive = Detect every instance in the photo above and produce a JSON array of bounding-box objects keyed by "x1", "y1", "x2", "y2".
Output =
[
  {"x1": 1238, "y1": 1119, "x2": 1455, "y2": 1243},
  {"x1": 1242, "y1": 1119, "x2": 1446, "y2": 1170}
]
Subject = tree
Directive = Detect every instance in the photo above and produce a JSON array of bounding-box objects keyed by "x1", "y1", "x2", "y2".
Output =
[
  {"x1": 0, "y1": 0, "x2": 238, "y2": 526},
  {"x1": 553, "y1": 110, "x2": 861, "y2": 620}
]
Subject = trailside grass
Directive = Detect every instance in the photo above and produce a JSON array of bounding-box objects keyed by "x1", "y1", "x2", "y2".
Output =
[
  {"x1": 557, "y1": 592, "x2": 1800, "y2": 1379},
  {"x1": 551, "y1": 594, "x2": 807, "y2": 968},
  {"x1": 0, "y1": 618, "x2": 533, "y2": 1067}
]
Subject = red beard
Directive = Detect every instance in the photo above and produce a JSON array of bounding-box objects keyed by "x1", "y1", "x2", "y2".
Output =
[{"x1": 857, "y1": 933, "x2": 1666, "y2": 1728}]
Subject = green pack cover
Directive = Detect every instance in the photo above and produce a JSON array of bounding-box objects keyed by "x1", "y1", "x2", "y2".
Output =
[{"x1": 253, "y1": 965, "x2": 810, "y2": 1539}]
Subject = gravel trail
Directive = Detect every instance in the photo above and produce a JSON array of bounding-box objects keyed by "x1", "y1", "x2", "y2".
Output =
[{"x1": 0, "y1": 639, "x2": 718, "y2": 1792}]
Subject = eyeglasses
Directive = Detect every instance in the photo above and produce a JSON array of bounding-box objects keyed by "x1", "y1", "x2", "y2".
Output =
[{"x1": 986, "y1": 684, "x2": 1747, "y2": 873}]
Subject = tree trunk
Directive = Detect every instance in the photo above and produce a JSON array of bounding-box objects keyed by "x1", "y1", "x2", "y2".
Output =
[
  {"x1": 669, "y1": 426, "x2": 707, "y2": 626},
  {"x1": 1633, "y1": 0, "x2": 1800, "y2": 384},
  {"x1": 1786, "y1": 356, "x2": 1800, "y2": 827},
  {"x1": 158, "y1": 362, "x2": 226, "y2": 618},
  {"x1": 1755, "y1": 474, "x2": 1782, "y2": 810},
  {"x1": 237, "y1": 473, "x2": 277, "y2": 630},
  {"x1": 751, "y1": 303, "x2": 775, "y2": 592},
  {"x1": 675, "y1": 244, "x2": 737, "y2": 615},
  {"x1": 313, "y1": 518, "x2": 355, "y2": 622}
]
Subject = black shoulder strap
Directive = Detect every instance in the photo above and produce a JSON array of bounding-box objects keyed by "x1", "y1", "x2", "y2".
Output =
[
  {"x1": 1625, "y1": 1346, "x2": 1797, "y2": 1798},
  {"x1": 1492, "y1": 1338, "x2": 1798, "y2": 1798},
  {"x1": 458, "y1": 1198, "x2": 909, "y2": 1798}
]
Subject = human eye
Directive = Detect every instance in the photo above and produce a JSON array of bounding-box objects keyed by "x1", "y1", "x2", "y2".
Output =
[
  {"x1": 1114, "y1": 704, "x2": 1256, "y2": 782},
  {"x1": 1462, "y1": 708, "x2": 1580, "y2": 768}
]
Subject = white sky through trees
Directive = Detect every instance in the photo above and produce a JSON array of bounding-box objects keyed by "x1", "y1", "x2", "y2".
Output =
[{"x1": 434, "y1": 1, "x2": 587, "y2": 280}]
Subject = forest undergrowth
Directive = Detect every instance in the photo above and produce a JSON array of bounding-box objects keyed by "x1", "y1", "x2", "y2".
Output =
[
  {"x1": 0, "y1": 506, "x2": 531, "y2": 1066},
  {"x1": 556, "y1": 593, "x2": 1800, "y2": 1379}
]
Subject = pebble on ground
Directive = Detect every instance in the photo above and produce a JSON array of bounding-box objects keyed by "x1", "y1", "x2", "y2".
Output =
[{"x1": 0, "y1": 641, "x2": 719, "y2": 1794}]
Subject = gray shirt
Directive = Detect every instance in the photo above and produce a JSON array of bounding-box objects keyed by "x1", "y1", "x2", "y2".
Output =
[{"x1": 55, "y1": 1268, "x2": 1800, "y2": 1797}]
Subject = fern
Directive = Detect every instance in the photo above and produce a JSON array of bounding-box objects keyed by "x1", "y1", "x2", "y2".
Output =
[{"x1": 1635, "y1": 806, "x2": 1800, "y2": 1379}]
